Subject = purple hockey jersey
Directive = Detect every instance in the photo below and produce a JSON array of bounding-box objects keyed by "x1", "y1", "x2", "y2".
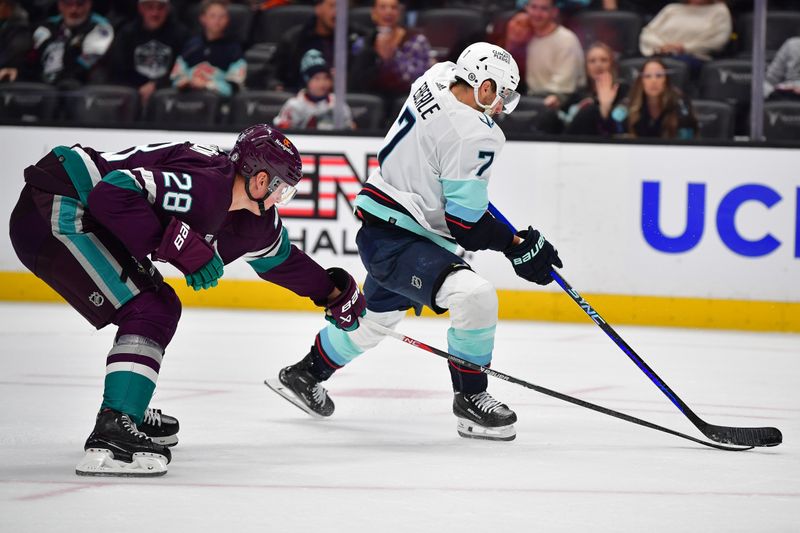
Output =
[{"x1": 28, "y1": 141, "x2": 334, "y2": 302}]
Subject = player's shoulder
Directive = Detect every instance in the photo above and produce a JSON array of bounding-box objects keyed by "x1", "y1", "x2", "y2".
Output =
[{"x1": 444, "y1": 102, "x2": 506, "y2": 148}]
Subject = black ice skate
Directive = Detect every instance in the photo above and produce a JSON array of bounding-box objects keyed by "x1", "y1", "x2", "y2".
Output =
[
  {"x1": 75, "y1": 408, "x2": 171, "y2": 477},
  {"x1": 453, "y1": 391, "x2": 517, "y2": 441},
  {"x1": 265, "y1": 356, "x2": 335, "y2": 418},
  {"x1": 139, "y1": 407, "x2": 180, "y2": 447}
]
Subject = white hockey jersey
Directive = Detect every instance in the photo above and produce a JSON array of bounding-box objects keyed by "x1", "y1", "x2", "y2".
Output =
[{"x1": 353, "y1": 62, "x2": 506, "y2": 252}]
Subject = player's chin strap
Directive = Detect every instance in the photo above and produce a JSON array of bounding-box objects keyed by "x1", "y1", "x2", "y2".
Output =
[
  {"x1": 473, "y1": 86, "x2": 497, "y2": 117},
  {"x1": 244, "y1": 174, "x2": 270, "y2": 216}
]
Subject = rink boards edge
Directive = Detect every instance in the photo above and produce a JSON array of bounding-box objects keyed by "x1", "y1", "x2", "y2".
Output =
[{"x1": 0, "y1": 271, "x2": 796, "y2": 333}]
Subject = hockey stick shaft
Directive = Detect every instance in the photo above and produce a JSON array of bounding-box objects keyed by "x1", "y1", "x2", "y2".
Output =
[
  {"x1": 365, "y1": 319, "x2": 751, "y2": 451},
  {"x1": 487, "y1": 202, "x2": 782, "y2": 447}
]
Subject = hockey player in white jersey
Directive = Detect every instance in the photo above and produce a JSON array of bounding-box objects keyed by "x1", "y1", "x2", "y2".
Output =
[{"x1": 269, "y1": 42, "x2": 563, "y2": 441}]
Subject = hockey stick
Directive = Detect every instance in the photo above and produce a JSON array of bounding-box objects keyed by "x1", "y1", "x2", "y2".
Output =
[
  {"x1": 365, "y1": 319, "x2": 752, "y2": 451},
  {"x1": 487, "y1": 202, "x2": 782, "y2": 448}
]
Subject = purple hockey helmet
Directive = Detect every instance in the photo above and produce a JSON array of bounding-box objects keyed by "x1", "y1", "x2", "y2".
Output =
[{"x1": 229, "y1": 124, "x2": 303, "y2": 214}]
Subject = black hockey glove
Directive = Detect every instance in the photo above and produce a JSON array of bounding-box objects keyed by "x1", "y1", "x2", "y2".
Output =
[{"x1": 504, "y1": 227, "x2": 562, "y2": 286}]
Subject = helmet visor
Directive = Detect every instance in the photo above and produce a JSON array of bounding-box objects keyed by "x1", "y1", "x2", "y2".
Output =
[
  {"x1": 499, "y1": 87, "x2": 520, "y2": 114},
  {"x1": 267, "y1": 175, "x2": 297, "y2": 205}
]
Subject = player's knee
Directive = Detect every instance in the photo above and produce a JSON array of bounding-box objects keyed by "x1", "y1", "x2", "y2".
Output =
[
  {"x1": 438, "y1": 270, "x2": 497, "y2": 329},
  {"x1": 115, "y1": 285, "x2": 182, "y2": 348}
]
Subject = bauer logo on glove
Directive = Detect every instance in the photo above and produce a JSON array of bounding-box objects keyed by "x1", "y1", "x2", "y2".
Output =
[
  {"x1": 321, "y1": 267, "x2": 367, "y2": 331},
  {"x1": 504, "y1": 227, "x2": 562, "y2": 286},
  {"x1": 172, "y1": 222, "x2": 190, "y2": 251},
  {"x1": 511, "y1": 233, "x2": 545, "y2": 265}
]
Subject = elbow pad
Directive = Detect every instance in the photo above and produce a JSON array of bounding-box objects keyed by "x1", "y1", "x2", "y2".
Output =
[{"x1": 445, "y1": 211, "x2": 514, "y2": 252}]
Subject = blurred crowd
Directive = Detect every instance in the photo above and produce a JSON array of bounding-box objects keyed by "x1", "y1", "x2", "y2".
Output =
[{"x1": 1, "y1": 0, "x2": 799, "y2": 141}]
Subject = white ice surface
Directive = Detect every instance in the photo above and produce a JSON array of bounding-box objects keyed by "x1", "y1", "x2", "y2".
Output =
[{"x1": 0, "y1": 302, "x2": 798, "y2": 532}]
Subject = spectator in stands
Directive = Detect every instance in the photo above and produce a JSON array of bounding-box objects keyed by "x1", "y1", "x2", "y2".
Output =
[
  {"x1": 491, "y1": 10, "x2": 532, "y2": 95},
  {"x1": 18, "y1": 0, "x2": 114, "y2": 89},
  {"x1": 639, "y1": 0, "x2": 732, "y2": 77},
  {"x1": 765, "y1": 37, "x2": 800, "y2": 102},
  {"x1": 270, "y1": 0, "x2": 363, "y2": 92},
  {"x1": 564, "y1": 42, "x2": 628, "y2": 136},
  {"x1": 0, "y1": 0, "x2": 31, "y2": 82},
  {"x1": 274, "y1": 48, "x2": 355, "y2": 130},
  {"x1": 171, "y1": 0, "x2": 245, "y2": 97},
  {"x1": 525, "y1": 0, "x2": 585, "y2": 110},
  {"x1": 111, "y1": 0, "x2": 189, "y2": 107},
  {"x1": 626, "y1": 58, "x2": 696, "y2": 139},
  {"x1": 349, "y1": 0, "x2": 432, "y2": 101}
]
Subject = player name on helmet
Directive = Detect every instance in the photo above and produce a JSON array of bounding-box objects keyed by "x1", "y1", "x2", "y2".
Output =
[{"x1": 412, "y1": 81, "x2": 440, "y2": 120}]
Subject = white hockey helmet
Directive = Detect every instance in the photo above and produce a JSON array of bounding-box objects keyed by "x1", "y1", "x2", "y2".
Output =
[{"x1": 453, "y1": 42, "x2": 521, "y2": 115}]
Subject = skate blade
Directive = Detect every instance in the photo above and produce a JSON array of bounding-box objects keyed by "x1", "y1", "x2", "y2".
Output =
[
  {"x1": 264, "y1": 379, "x2": 327, "y2": 419},
  {"x1": 456, "y1": 418, "x2": 516, "y2": 442},
  {"x1": 75, "y1": 449, "x2": 168, "y2": 477},
  {"x1": 150, "y1": 435, "x2": 179, "y2": 447}
]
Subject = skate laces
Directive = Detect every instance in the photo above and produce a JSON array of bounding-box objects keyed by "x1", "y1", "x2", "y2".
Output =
[
  {"x1": 143, "y1": 408, "x2": 162, "y2": 427},
  {"x1": 120, "y1": 414, "x2": 150, "y2": 440},
  {"x1": 311, "y1": 383, "x2": 328, "y2": 406},
  {"x1": 470, "y1": 391, "x2": 503, "y2": 414}
]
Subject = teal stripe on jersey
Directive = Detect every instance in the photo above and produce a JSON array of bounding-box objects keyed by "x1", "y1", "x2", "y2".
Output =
[
  {"x1": 353, "y1": 195, "x2": 459, "y2": 253},
  {"x1": 246, "y1": 227, "x2": 291, "y2": 274},
  {"x1": 102, "y1": 170, "x2": 145, "y2": 195},
  {"x1": 53, "y1": 146, "x2": 95, "y2": 205},
  {"x1": 102, "y1": 372, "x2": 156, "y2": 425},
  {"x1": 440, "y1": 179, "x2": 489, "y2": 223},
  {"x1": 319, "y1": 324, "x2": 363, "y2": 366},
  {"x1": 447, "y1": 325, "x2": 495, "y2": 366},
  {"x1": 56, "y1": 196, "x2": 135, "y2": 306}
]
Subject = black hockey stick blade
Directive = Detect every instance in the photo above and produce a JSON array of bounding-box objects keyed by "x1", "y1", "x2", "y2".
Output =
[{"x1": 699, "y1": 421, "x2": 782, "y2": 447}]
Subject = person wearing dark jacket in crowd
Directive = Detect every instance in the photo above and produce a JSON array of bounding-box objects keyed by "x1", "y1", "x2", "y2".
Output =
[
  {"x1": 349, "y1": 0, "x2": 432, "y2": 100},
  {"x1": 626, "y1": 58, "x2": 696, "y2": 139},
  {"x1": 111, "y1": 0, "x2": 189, "y2": 107},
  {"x1": 0, "y1": 0, "x2": 31, "y2": 82},
  {"x1": 20, "y1": 0, "x2": 114, "y2": 89},
  {"x1": 170, "y1": 0, "x2": 245, "y2": 97},
  {"x1": 269, "y1": 0, "x2": 363, "y2": 92}
]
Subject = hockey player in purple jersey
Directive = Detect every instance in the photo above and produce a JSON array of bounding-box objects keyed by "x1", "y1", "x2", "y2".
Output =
[{"x1": 8, "y1": 124, "x2": 366, "y2": 477}]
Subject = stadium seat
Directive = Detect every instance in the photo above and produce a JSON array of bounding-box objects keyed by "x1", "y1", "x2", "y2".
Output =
[
  {"x1": 63, "y1": 85, "x2": 139, "y2": 124},
  {"x1": 691, "y1": 99, "x2": 734, "y2": 140},
  {"x1": 0, "y1": 82, "x2": 59, "y2": 123},
  {"x1": 736, "y1": 11, "x2": 800, "y2": 56},
  {"x1": 346, "y1": 93, "x2": 385, "y2": 130},
  {"x1": 763, "y1": 101, "x2": 800, "y2": 141},
  {"x1": 700, "y1": 59, "x2": 761, "y2": 135},
  {"x1": 619, "y1": 57, "x2": 690, "y2": 93},
  {"x1": 182, "y1": 3, "x2": 255, "y2": 45},
  {"x1": 250, "y1": 5, "x2": 315, "y2": 45},
  {"x1": 413, "y1": 9, "x2": 486, "y2": 59},
  {"x1": 699, "y1": 59, "x2": 753, "y2": 105},
  {"x1": 229, "y1": 90, "x2": 292, "y2": 126},
  {"x1": 147, "y1": 88, "x2": 221, "y2": 126},
  {"x1": 244, "y1": 43, "x2": 279, "y2": 89},
  {"x1": 566, "y1": 11, "x2": 643, "y2": 58},
  {"x1": 496, "y1": 96, "x2": 560, "y2": 135}
]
